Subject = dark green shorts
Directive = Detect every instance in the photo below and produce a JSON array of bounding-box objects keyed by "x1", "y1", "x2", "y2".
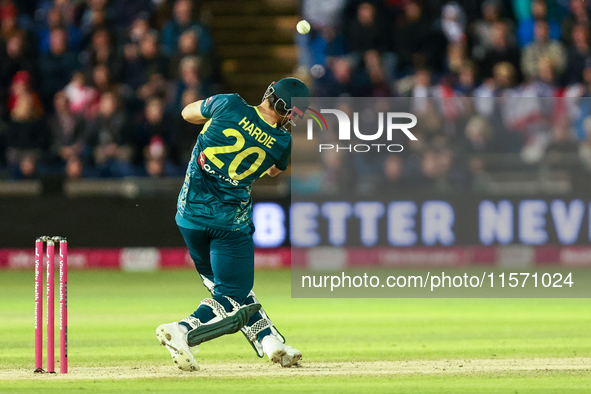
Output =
[{"x1": 178, "y1": 223, "x2": 254, "y2": 304}]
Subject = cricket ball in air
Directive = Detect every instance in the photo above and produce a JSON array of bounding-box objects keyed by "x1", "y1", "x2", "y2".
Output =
[{"x1": 297, "y1": 20, "x2": 311, "y2": 34}]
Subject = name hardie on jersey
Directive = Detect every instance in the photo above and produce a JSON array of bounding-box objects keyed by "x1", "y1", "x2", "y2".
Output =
[{"x1": 238, "y1": 117, "x2": 276, "y2": 149}]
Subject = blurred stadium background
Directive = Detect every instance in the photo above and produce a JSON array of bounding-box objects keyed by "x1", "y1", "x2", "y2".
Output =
[{"x1": 1, "y1": 0, "x2": 591, "y2": 270}]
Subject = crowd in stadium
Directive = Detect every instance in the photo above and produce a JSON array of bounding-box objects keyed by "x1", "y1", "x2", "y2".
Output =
[
  {"x1": 302, "y1": 0, "x2": 591, "y2": 96},
  {"x1": 0, "y1": 0, "x2": 216, "y2": 179},
  {"x1": 1, "y1": 0, "x2": 591, "y2": 186},
  {"x1": 298, "y1": 0, "x2": 591, "y2": 194}
]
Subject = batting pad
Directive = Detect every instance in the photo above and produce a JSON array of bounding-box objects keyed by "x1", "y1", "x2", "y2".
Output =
[
  {"x1": 240, "y1": 291, "x2": 286, "y2": 358},
  {"x1": 186, "y1": 303, "x2": 261, "y2": 347}
]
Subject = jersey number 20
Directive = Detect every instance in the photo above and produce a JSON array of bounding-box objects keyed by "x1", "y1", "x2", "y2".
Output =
[{"x1": 203, "y1": 128, "x2": 266, "y2": 181}]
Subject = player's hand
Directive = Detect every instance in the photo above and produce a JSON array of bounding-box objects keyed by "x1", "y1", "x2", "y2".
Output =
[{"x1": 267, "y1": 166, "x2": 282, "y2": 177}]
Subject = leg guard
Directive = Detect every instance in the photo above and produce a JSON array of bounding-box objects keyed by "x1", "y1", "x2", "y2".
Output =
[
  {"x1": 240, "y1": 291, "x2": 286, "y2": 358},
  {"x1": 197, "y1": 275, "x2": 282, "y2": 358},
  {"x1": 181, "y1": 297, "x2": 261, "y2": 347}
]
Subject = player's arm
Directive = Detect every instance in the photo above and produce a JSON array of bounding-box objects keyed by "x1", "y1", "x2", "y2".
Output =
[
  {"x1": 181, "y1": 101, "x2": 209, "y2": 124},
  {"x1": 266, "y1": 139, "x2": 291, "y2": 177}
]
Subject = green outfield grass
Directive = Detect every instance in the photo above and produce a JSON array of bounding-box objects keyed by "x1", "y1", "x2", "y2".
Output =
[{"x1": 1, "y1": 269, "x2": 590, "y2": 393}]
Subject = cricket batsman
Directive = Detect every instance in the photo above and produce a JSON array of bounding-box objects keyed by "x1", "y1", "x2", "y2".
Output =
[{"x1": 156, "y1": 77, "x2": 310, "y2": 371}]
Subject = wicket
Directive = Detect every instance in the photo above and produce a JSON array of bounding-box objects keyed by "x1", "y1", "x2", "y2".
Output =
[{"x1": 34, "y1": 236, "x2": 67, "y2": 374}]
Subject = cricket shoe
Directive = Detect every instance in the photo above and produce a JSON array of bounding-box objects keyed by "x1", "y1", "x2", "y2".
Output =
[
  {"x1": 262, "y1": 335, "x2": 286, "y2": 364},
  {"x1": 156, "y1": 322, "x2": 200, "y2": 372},
  {"x1": 262, "y1": 335, "x2": 302, "y2": 367},
  {"x1": 281, "y1": 345, "x2": 302, "y2": 368}
]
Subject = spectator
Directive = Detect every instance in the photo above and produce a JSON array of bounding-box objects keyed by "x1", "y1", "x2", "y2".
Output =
[
  {"x1": 64, "y1": 72, "x2": 98, "y2": 117},
  {"x1": 428, "y1": 2, "x2": 467, "y2": 73},
  {"x1": 81, "y1": 28, "x2": 124, "y2": 82},
  {"x1": 51, "y1": 0, "x2": 77, "y2": 24},
  {"x1": 14, "y1": 154, "x2": 38, "y2": 179},
  {"x1": 409, "y1": 68, "x2": 434, "y2": 98},
  {"x1": 394, "y1": 1, "x2": 430, "y2": 75},
  {"x1": 38, "y1": 7, "x2": 82, "y2": 54},
  {"x1": 39, "y1": 28, "x2": 80, "y2": 105},
  {"x1": 471, "y1": 0, "x2": 513, "y2": 60},
  {"x1": 8, "y1": 71, "x2": 43, "y2": 122},
  {"x1": 314, "y1": 57, "x2": 372, "y2": 97},
  {"x1": 445, "y1": 42, "x2": 468, "y2": 77},
  {"x1": 493, "y1": 61, "x2": 518, "y2": 92},
  {"x1": 517, "y1": 0, "x2": 561, "y2": 47},
  {"x1": 135, "y1": 97, "x2": 177, "y2": 165},
  {"x1": 172, "y1": 56, "x2": 208, "y2": 112},
  {"x1": 141, "y1": 134, "x2": 183, "y2": 177},
  {"x1": 6, "y1": 71, "x2": 47, "y2": 179},
  {"x1": 364, "y1": 50, "x2": 391, "y2": 96},
  {"x1": 48, "y1": 91, "x2": 85, "y2": 166},
  {"x1": 521, "y1": 21, "x2": 566, "y2": 80},
  {"x1": 64, "y1": 155, "x2": 89, "y2": 179},
  {"x1": 143, "y1": 135, "x2": 167, "y2": 177},
  {"x1": 92, "y1": 64, "x2": 114, "y2": 96},
  {"x1": 1, "y1": 1, "x2": 19, "y2": 42},
  {"x1": 124, "y1": 31, "x2": 168, "y2": 90},
  {"x1": 122, "y1": 15, "x2": 150, "y2": 88},
  {"x1": 161, "y1": 0, "x2": 212, "y2": 57},
  {"x1": 563, "y1": 24, "x2": 590, "y2": 86},
  {"x1": 302, "y1": 0, "x2": 346, "y2": 30},
  {"x1": 536, "y1": 56, "x2": 559, "y2": 90},
  {"x1": 137, "y1": 73, "x2": 169, "y2": 103},
  {"x1": 344, "y1": 2, "x2": 388, "y2": 54},
  {"x1": 83, "y1": 92, "x2": 134, "y2": 177},
  {"x1": 299, "y1": 0, "x2": 347, "y2": 68},
  {"x1": 479, "y1": 22, "x2": 521, "y2": 80},
  {"x1": 473, "y1": 60, "x2": 518, "y2": 104},
  {"x1": 80, "y1": 0, "x2": 114, "y2": 41},
  {"x1": 128, "y1": 13, "x2": 150, "y2": 45},
  {"x1": 463, "y1": 115, "x2": 496, "y2": 152},
  {"x1": 307, "y1": 26, "x2": 347, "y2": 68},
  {"x1": 437, "y1": 2, "x2": 466, "y2": 44},
  {"x1": 0, "y1": 31, "x2": 37, "y2": 91},
  {"x1": 562, "y1": 0, "x2": 590, "y2": 46},
  {"x1": 88, "y1": 66, "x2": 118, "y2": 119},
  {"x1": 168, "y1": 30, "x2": 206, "y2": 79},
  {"x1": 455, "y1": 61, "x2": 477, "y2": 95}
]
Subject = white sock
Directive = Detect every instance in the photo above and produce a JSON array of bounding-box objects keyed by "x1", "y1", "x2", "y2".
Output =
[
  {"x1": 178, "y1": 323, "x2": 189, "y2": 334},
  {"x1": 261, "y1": 335, "x2": 272, "y2": 348},
  {"x1": 261, "y1": 335, "x2": 283, "y2": 353}
]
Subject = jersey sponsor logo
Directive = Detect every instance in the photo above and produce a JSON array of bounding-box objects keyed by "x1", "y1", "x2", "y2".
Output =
[
  {"x1": 198, "y1": 152, "x2": 206, "y2": 169},
  {"x1": 204, "y1": 96, "x2": 213, "y2": 106},
  {"x1": 199, "y1": 151, "x2": 239, "y2": 186}
]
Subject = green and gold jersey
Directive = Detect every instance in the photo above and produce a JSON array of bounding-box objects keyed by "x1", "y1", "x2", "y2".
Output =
[{"x1": 176, "y1": 93, "x2": 292, "y2": 231}]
